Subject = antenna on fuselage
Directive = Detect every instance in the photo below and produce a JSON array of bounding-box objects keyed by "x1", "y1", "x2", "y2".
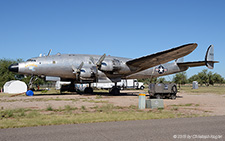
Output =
[{"x1": 47, "y1": 49, "x2": 52, "y2": 56}]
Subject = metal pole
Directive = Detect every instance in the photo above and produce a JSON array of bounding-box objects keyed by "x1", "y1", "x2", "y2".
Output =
[{"x1": 139, "y1": 93, "x2": 146, "y2": 109}]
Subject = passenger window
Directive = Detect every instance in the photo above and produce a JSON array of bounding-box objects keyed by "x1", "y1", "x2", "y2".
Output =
[{"x1": 26, "y1": 59, "x2": 36, "y2": 62}]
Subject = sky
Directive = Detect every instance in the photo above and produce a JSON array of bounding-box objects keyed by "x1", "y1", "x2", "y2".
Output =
[{"x1": 0, "y1": 0, "x2": 224, "y2": 79}]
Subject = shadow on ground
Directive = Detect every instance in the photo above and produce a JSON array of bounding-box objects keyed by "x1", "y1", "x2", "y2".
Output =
[{"x1": 33, "y1": 91, "x2": 140, "y2": 97}]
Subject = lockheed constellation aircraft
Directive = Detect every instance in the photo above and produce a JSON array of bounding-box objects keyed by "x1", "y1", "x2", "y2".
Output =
[{"x1": 9, "y1": 43, "x2": 218, "y2": 94}]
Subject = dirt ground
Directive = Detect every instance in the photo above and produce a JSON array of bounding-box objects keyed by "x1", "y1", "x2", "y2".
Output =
[{"x1": 0, "y1": 90, "x2": 225, "y2": 116}]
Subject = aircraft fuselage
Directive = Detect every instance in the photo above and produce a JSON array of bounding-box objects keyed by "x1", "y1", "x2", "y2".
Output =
[{"x1": 10, "y1": 53, "x2": 186, "y2": 83}]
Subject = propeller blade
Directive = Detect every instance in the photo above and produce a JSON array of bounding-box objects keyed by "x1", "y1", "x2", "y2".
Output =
[
  {"x1": 90, "y1": 57, "x2": 95, "y2": 64},
  {"x1": 77, "y1": 62, "x2": 84, "y2": 72},
  {"x1": 89, "y1": 54, "x2": 105, "y2": 82},
  {"x1": 96, "y1": 54, "x2": 106, "y2": 67},
  {"x1": 47, "y1": 49, "x2": 52, "y2": 56},
  {"x1": 72, "y1": 62, "x2": 84, "y2": 80},
  {"x1": 72, "y1": 62, "x2": 84, "y2": 73}
]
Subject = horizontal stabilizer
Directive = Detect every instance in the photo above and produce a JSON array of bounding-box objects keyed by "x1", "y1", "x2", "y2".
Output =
[
  {"x1": 177, "y1": 45, "x2": 219, "y2": 69},
  {"x1": 126, "y1": 43, "x2": 197, "y2": 72},
  {"x1": 178, "y1": 61, "x2": 207, "y2": 68}
]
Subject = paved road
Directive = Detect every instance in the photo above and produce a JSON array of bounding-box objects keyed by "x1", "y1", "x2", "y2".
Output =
[{"x1": 0, "y1": 116, "x2": 224, "y2": 141}]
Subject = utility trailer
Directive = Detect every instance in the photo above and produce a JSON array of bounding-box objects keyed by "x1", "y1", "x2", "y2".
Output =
[{"x1": 148, "y1": 83, "x2": 177, "y2": 99}]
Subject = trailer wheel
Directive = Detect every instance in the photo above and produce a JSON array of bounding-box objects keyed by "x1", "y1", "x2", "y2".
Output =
[
  {"x1": 171, "y1": 85, "x2": 177, "y2": 94},
  {"x1": 171, "y1": 94, "x2": 176, "y2": 100},
  {"x1": 156, "y1": 94, "x2": 161, "y2": 99},
  {"x1": 171, "y1": 85, "x2": 177, "y2": 100}
]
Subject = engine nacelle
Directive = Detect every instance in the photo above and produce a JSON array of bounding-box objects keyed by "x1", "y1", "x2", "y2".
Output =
[
  {"x1": 100, "y1": 59, "x2": 122, "y2": 72},
  {"x1": 100, "y1": 61, "x2": 114, "y2": 71},
  {"x1": 80, "y1": 68, "x2": 94, "y2": 78}
]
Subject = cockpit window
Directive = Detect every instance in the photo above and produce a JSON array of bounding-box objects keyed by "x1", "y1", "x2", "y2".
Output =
[{"x1": 26, "y1": 59, "x2": 36, "y2": 62}]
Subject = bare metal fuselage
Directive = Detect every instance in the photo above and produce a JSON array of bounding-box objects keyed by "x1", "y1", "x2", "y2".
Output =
[{"x1": 17, "y1": 54, "x2": 186, "y2": 83}]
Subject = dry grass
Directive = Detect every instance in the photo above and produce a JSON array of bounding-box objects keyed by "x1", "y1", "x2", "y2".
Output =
[
  {"x1": 0, "y1": 103, "x2": 199, "y2": 129},
  {"x1": 179, "y1": 85, "x2": 225, "y2": 95},
  {"x1": 2, "y1": 85, "x2": 223, "y2": 129}
]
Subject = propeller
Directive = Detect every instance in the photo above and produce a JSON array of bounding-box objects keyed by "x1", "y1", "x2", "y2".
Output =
[
  {"x1": 96, "y1": 54, "x2": 106, "y2": 68},
  {"x1": 89, "y1": 54, "x2": 106, "y2": 82},
  {"x1": 90, "y1": 54, "x2": 106, "y2": 69},
  {"x1": 72, "y1": 62, "x2": 84, "y2": 80}
]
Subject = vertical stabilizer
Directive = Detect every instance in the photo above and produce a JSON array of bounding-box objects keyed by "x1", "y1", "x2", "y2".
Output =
[{"x1": 205, "y1": 45, "x2": 214, "y2": 69}]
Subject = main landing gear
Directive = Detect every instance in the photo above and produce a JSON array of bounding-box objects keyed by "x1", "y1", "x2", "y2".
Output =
[
  {"x1": 83, "y1": 82, "x2": 121, "y2": 95},
  {"x1": 82, "y1": 82, "x2": 120, "y2": 95},
  {"x1": 60, "y1": 82, "x2": 121, "y2": 95},
  {"x1": 60, "y1": 81, "x2": 77, "y2": 93},
  {"x1": 84, "y1": 84, "x2": 93, "y2": 94},
  {"x1": 109, "y1": 82, "x2": 120, "y2": 95},
  {"x1": 109, "y1": 87, "x2": 120, "y2": 95}
]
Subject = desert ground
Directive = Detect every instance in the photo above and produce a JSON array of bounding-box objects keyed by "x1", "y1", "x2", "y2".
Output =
[{"x1": 1, "y1": 87, "x2": 225, "y2": 116}]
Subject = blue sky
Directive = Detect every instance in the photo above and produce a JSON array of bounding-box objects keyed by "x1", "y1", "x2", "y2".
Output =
[{"x1": 0, "y1": 0, "x2": 224, "y2": 79}]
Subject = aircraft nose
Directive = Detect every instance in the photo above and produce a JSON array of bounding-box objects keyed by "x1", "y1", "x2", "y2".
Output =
[{"x1": 8, "y1": 63, "x2": 19, "y2": 73}]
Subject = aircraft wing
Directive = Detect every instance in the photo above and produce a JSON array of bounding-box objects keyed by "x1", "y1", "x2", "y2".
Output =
[{"x1": 126, "y1": 43, "x2": 198, "y2": 72}]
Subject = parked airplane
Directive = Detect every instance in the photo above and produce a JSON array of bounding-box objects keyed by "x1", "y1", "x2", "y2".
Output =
[{"x1": 9, "y1": 43, "x2": 218, "y2": 94}]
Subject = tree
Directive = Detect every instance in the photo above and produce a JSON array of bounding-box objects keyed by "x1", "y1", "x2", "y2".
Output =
[
  {"x1": 21, "y1": 76, "x2": 46, "y2": 88},
  {"x1": 173, "y1": 72, "x2": 188, "y2": 88},
  {"x1": 138, "y1": 77, "x2": 158, "y2": 84},
  {"x1": 198, "y1": 69, "x2": 210, "y2": 86},
  {"x1": 150, "y1": 77, "x2": 158, "y2": 83},
  {"x1": 0, "y1": 59, "x2": 18, "y2": 88},
  {"x1": 212, "y1": 73, "x2": 225, "y2": 84},
  {"x1": 157, "y1": 77, "x2": 166, "y2": 83},
  {"x1": 188, "y1": 74, "x2": 199, "y2": 83},
  {"x1": 188, "y1": 69, "x2": 225, "y2": 86}
]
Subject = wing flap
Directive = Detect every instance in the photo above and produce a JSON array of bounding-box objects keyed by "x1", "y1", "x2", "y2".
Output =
[{"x1": 126, "y1": 43, "x2": 198, "y2": 72}]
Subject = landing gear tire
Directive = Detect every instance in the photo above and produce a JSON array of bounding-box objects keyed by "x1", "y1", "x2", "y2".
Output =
[
  {"x1": 84, "y1": 87, "x2": 93, "y2": 94},
  {"x1": 110, "y1": 87, "x2": 120, "y2": 95}
]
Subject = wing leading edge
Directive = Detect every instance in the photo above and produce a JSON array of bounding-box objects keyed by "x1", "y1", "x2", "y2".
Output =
[{"x1": 126, "y1": 43, "x2": 198, "y2": 73}]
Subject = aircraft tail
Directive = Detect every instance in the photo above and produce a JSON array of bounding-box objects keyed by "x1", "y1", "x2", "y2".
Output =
[
  {"x1": 205, "y1": 45, "x2": 215, "y2": 69},
  {"x1": 177, "y1": 45, "x2": 219, "y2": 69}
]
